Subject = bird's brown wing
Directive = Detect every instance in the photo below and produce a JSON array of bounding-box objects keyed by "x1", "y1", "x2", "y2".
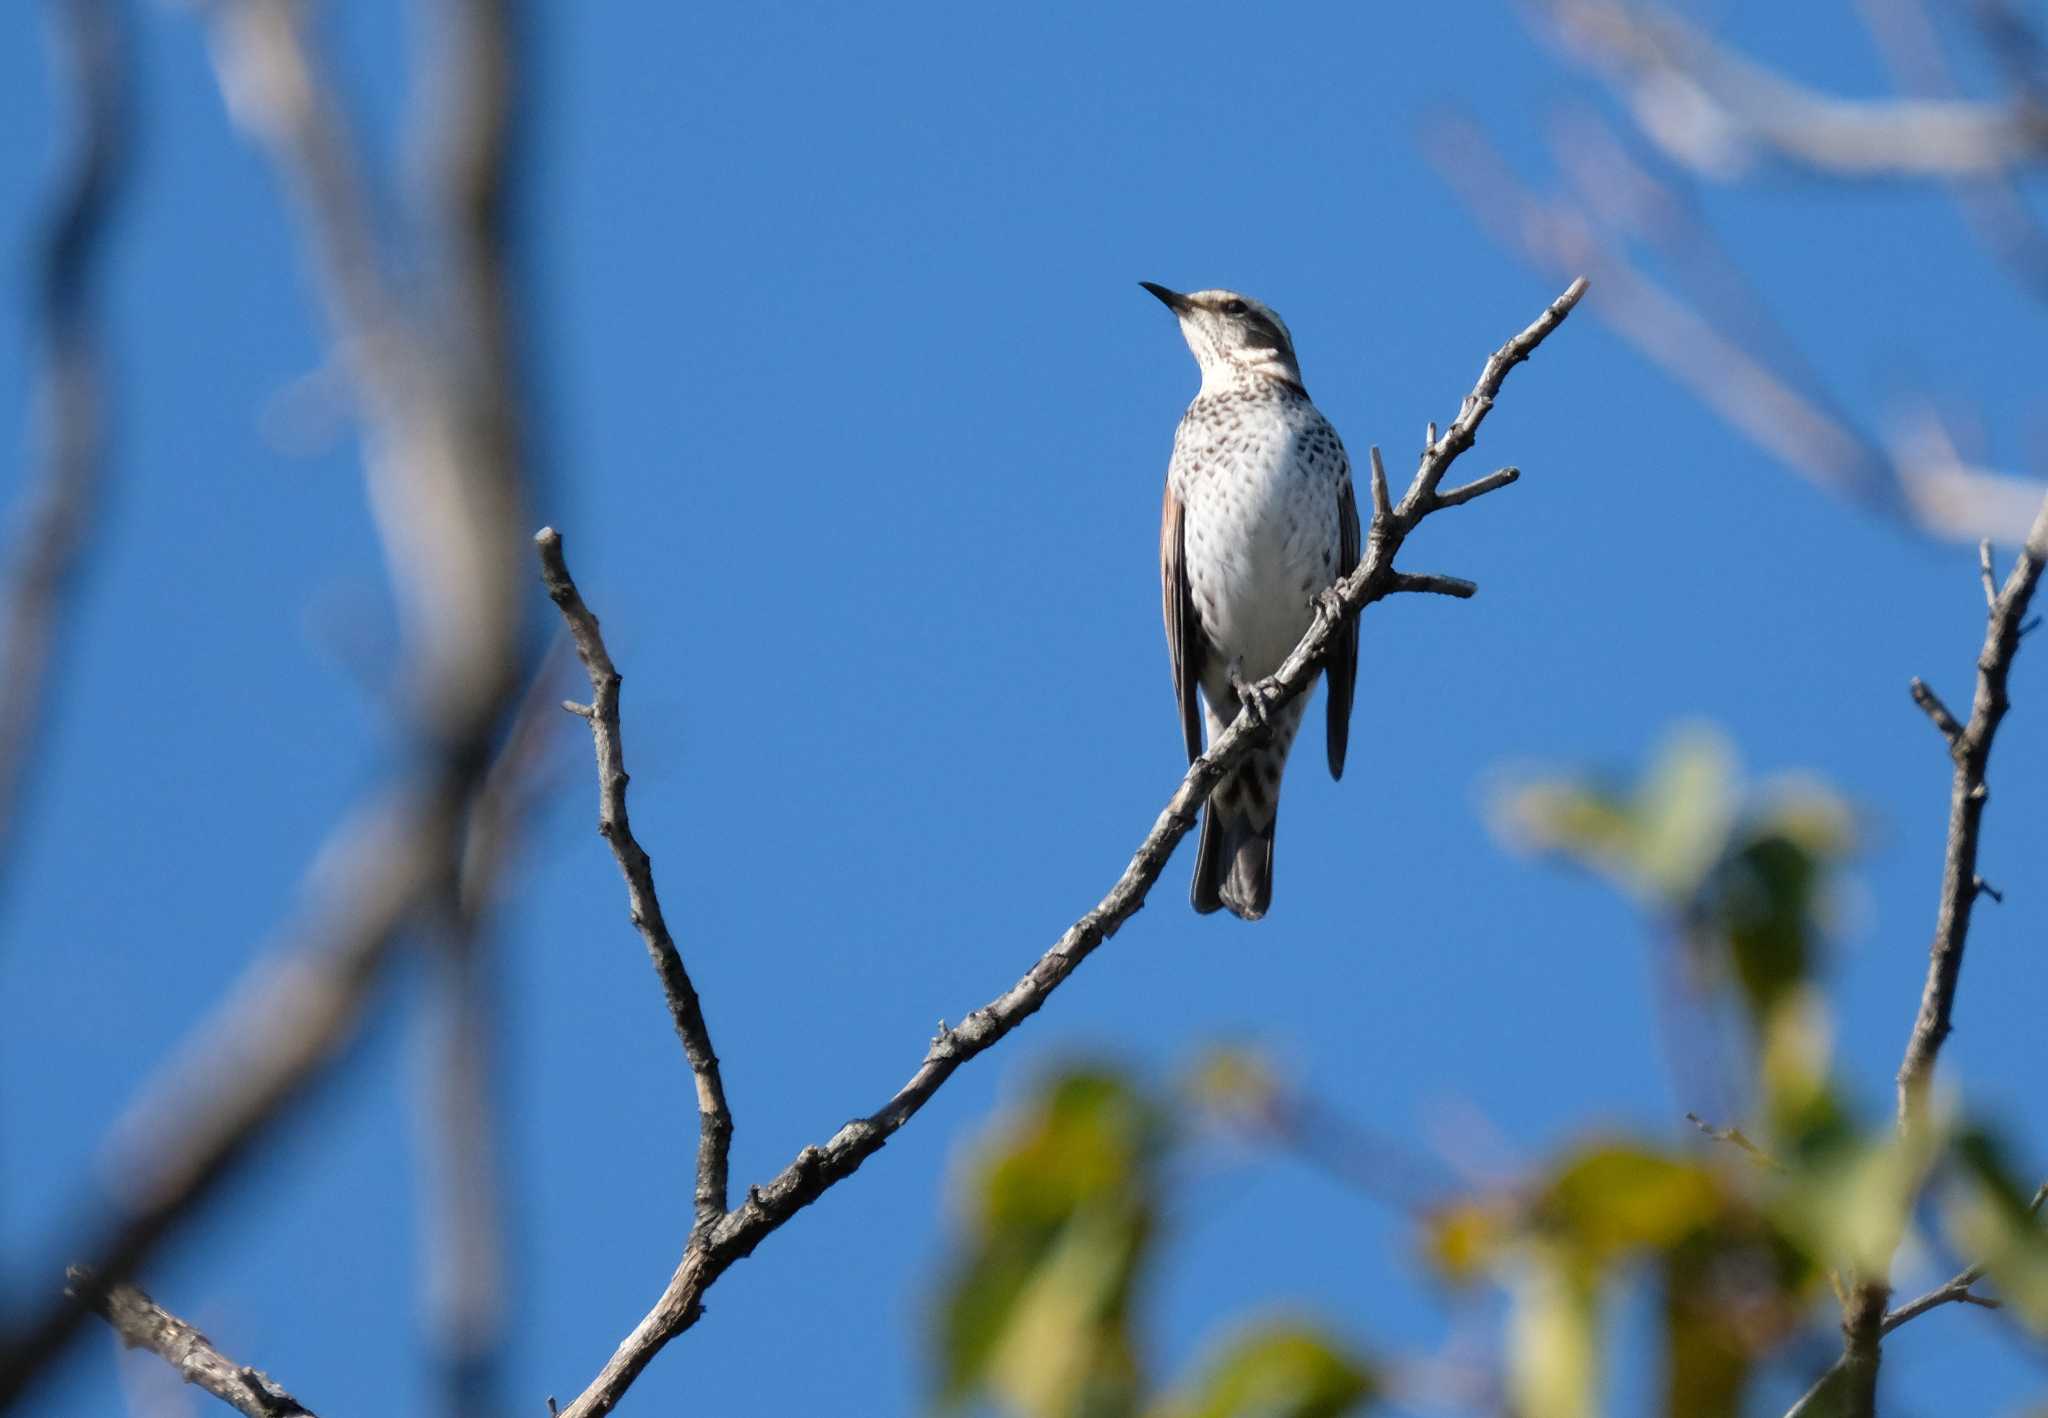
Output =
[
  {"x1": 1161, "y1": 481, "x2": 1203, "y2": 765},
  {"x1": 1326, "y1": 468, "x2": 1361, "y2": 780}
]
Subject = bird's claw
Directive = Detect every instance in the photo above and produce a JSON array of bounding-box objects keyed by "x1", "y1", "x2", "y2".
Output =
[
  {"x1": 1228, "y1": 658, "x2": 1270, "y2": 730},
  {"x1": 1311, "y1": 586, "x2": 1346, "y2": 627}
]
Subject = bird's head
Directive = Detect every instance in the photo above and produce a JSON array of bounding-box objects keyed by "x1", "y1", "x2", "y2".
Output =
[{"x1": 1140, "y1": 283, "x2": 1304, "y2": 394}]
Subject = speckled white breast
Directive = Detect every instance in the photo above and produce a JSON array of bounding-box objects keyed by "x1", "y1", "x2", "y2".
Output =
[{"x1": 1169, "y1": 381, "x2": 1347, "y2": 701}]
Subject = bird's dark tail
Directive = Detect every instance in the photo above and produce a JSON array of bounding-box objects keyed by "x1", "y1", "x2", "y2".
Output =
[{"x1": 1191, "y1": 794, "x2": 1276, "y2": 921}]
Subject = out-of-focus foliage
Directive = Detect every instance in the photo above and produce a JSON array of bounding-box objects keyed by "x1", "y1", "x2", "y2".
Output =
[
  {"x1": 931, "y1": 728, "x2": 2045, "y2": 1418},
  {"x1": 1426, "y1": 1141, "x2": 1818, "y2": 1418},
  {"x1": 1149, "y1": 1327, "x2": 1376, "y2": 1418},
  {"x1": 932, "y1": 1066, "x2": 1376, "y2": 1418},
  {"x1": 1493, "y1": 725, "x2": 1856, "y2": 1142},
  {"x1": 933, "y1": 1070, "x2": 1162, "y2": 1418},
  {"x1": 1947, "y1": 1131, "x2": 2048, "y2": 1332}
]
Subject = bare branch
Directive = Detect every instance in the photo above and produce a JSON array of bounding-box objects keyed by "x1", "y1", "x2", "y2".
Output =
[
  {"x1": 1980, "y1": 539, "x2": 1999, "y2": 608},
  {"x1": 546, "y1": 278, "x2": 1588, "y2": 1418},
  {"x1": 0, "y1": 0, "x2": 129, "y2": 888},
  {"x1": 73, "y1": 1271, "x2": 315, "y2": 1418},
  {"x1": 1897, "y1": 497, "x2": 2048, "y2": 1132},
  {"x1": 1838, "y1": 493, "x2": 2048, "y2": 1411},
  {"x1": 1368, "y1": 444, "x2": 1391, "y2": 521},
  {"x1": 535, "y1": 528, "x2": 733, "y2": 1232}
]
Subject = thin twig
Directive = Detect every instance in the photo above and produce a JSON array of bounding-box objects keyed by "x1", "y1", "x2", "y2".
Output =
[
  {"x1": 1882, "y1": 1183, "x2": 2048, "y2": 1335},
  {"x1": 1909, "y1": 677, "x2": 1964, "y2": 743},
  {"x1": 1434, "y1": 467, "x2": 1520, "y2": 510},
  {"x1": 0, "y1": 0, "x2": 129, "y2": 890},
  {"x1": 545, "y1": 278, "x2": 1588, "y2": 1418},
  {"x1": 1390, "y1": 572, "x2": 1479, "y2": 599},
  {"x1": 1684, "y1": 1111, "x2": 1783, "y2": 1171},
  {"x1": 71, "y1": 1271, "x2": 315, "y2": 1417},
  {"x1": 536, "y1": 529, "x2": 733, "y2": 1232},
  {"x1": 1880, "y1": 1272, "x2": 2002, "y2": 1333}
]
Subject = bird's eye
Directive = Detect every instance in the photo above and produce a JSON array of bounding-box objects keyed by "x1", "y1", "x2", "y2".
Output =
[{"x1": 1221, "y1": 299, "x2": 1248, "y2": 316}]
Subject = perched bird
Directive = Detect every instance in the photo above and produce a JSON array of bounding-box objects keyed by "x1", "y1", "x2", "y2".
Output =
[{"x1": 1144, "y1": 283, "x2": 1359, "y2": 921}]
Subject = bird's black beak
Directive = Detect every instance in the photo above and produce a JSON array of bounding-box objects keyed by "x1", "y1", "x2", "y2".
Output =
[{"x1": 1140, "y1": 281, "x2": 1190, "y2": 314}]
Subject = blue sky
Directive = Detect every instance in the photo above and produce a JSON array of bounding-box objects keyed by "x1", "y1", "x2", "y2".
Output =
[{"x1": 4, "y1": 2, "x2": 2046, "y2": 1414}]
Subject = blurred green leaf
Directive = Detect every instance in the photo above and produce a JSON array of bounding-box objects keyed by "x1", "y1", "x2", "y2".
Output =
[
  {"x1": 1755, "y1": 989, "x2": 1845, "y2": 1146},
  {"x1": 934, "y1": 1068, "x2": 1165, "y2": 1418},
  {"x1": 1767, "y1": 1130, "x2": 1923, "y2": 1279},
  {"x1": 1151, "y1": 1325, "x2": 1375, "y2": 1418},
  {"x1": 1538, "y1": 1145, "x2": 1726, "y2": 1271},
  {"x1": 1491, "y1": 724, "x2": 1738, "y2": 909},
  {"x1": 1633, "y1": 727, "x2": 1742, "y2": 904},
  {"x1": 1945, "y1": 1130, "x2": 2048, "y2": 1334},
  {"x1": 984, "y1": 1199, "x2": 1148, "y2": 1418},
  {"x1": 1424, "y1": 1143, "x2": 1732, "y2": 1283},
  {"x1": 1426, "y1": 1139, "x2": 1822, "y2": 1418},
  {"x1": 1661, "y1": 1221, "x2": 1816, "y2": 1418},
  {"x1": 1492, "y1": 725, "x2": 1858, "y2": 1149},
  {"x1": 1508, "y1": 1252, "x2": 1599, "y2": 1418}
]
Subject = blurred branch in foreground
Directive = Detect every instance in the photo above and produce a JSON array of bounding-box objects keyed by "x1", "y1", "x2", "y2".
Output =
[
  {"x1": 0, "y1": 0, "x2": 130, "y2": 895},
  {"x1": 538, "y1": 279, "x2": 1588, "y2": 1418},
  {"x1": 0, "y1": 0, "x2": 535, "y2": 1406},
  {"x1": 417, "y1": 637, "x2": 572, "y2": 1418},
  {"x1": 1433, "y1": 0, "x2": 2048, "y2": 543},
  {"x1": 1523, "y1": 0, "x2": 2048, "y2": 180}
]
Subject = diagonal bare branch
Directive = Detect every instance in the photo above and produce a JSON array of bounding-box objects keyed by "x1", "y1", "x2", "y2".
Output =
[
  {"x1": 73, "y1": 1271, "x2": 316, "y2": 1418},
  {"x1": 544, "y1": 278, "x2": 1588, "y2": 1418}
]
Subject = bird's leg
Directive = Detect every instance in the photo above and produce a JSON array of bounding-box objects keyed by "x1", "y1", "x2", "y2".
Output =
[{"x1": 1227, "y1": 655, "x2": 1270, "y2": 731}]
